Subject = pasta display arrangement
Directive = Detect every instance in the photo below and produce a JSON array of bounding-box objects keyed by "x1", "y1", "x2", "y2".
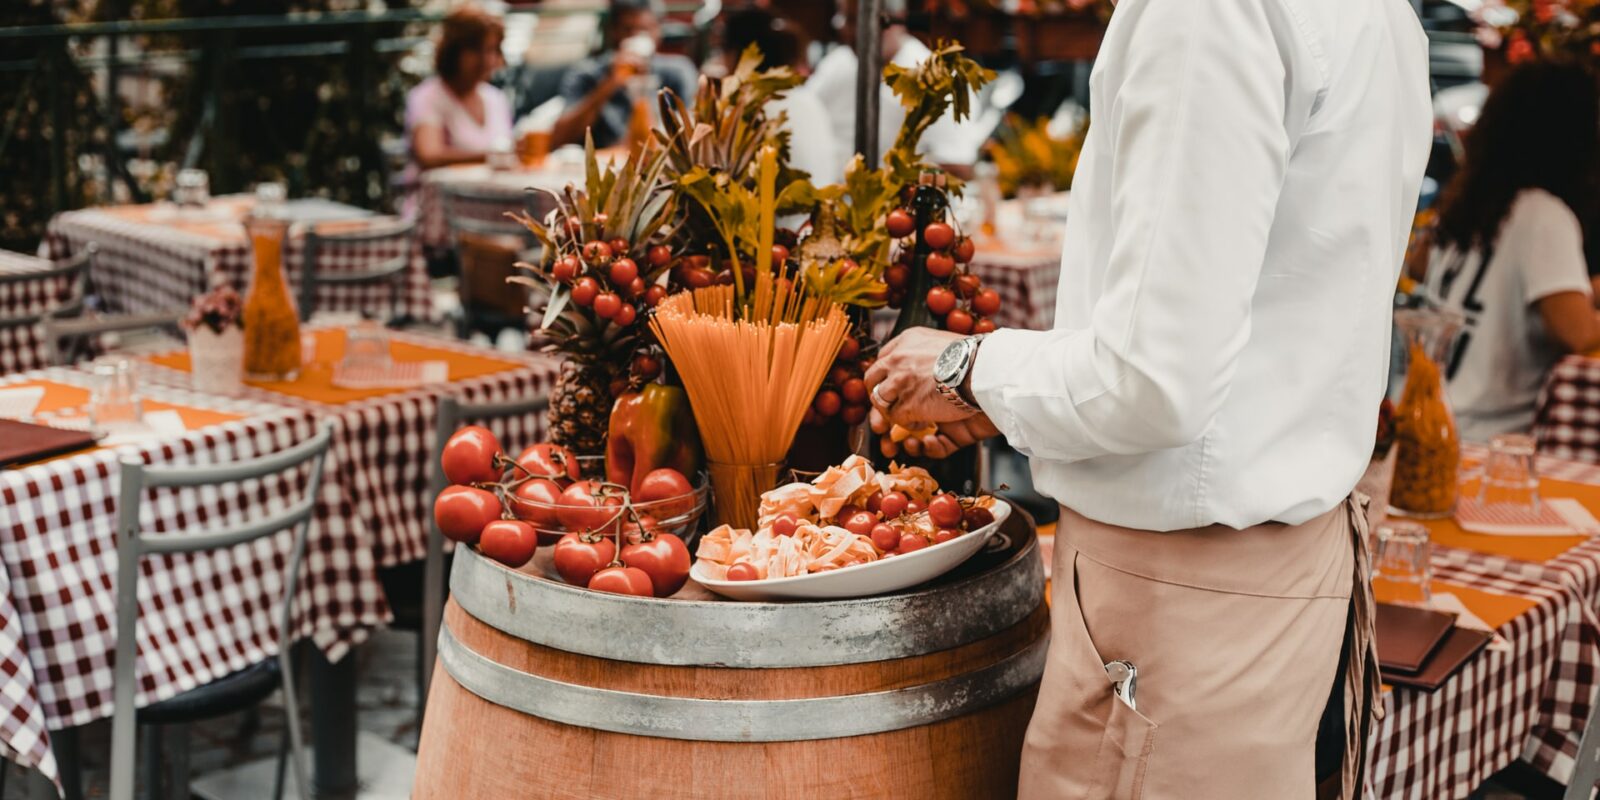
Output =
[{"x1": 695, "y1": 455, "x2": 999, "y2": 582}]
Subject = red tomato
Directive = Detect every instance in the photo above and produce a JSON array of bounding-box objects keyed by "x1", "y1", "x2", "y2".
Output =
[
  {"x1": 563, "y1": 217, "x2": 583, "y2": 240},
  {"x1": 926, "y1": 252, "x2": 955, "y2": 278},
  {"x1": 515, "y1": 443, "x2": 581, "y2": 484},
  {"x1": 644, "y1": 285, "x2": 668, "y2": 306},
  {"x1": 510, "y1": 478, "x2": 563, "y2": 527},
  {"x1": 609, "y1": 238, "x2": 630, "y2": 256},
  {"x1": 726, "y1": 562, "x2": 761, "y2": 581},
  {"x1": 897, "y1": 533, "x2": 929, "y2": 553},
  {"x1": 964, "y1": 505, "x2": 996, "y2": 531},
  {"x1": 608, "y1": 258, "x2": 639, "y2": 287},
  {"x1": 871, "y1": 523, "x2": 901, "y2": 552},
  {"x1": 553, "y1": 255, "x2": 580, "y2": 282},
  {"x1": 626, "y1": 277, "x2": 647, "y2": 298},
  {"x1": 863, "y1": 491, "x2": 884, "y2": 514},
  {"x1": 841, "y1": 404, "x2": 868, "y2": 426},
  {"x1": 633, "y1": 353, "x2": 662, "y2": 379},
  {"x1": 932, "y1": 528, "x2": 960, "y2": 545},
  {"x1": 648, "y1": 244, "x2": 673, "y2": 267},
  {"x1": 838, "y1": 336, "x2": 861, "y2": 360},
  {"x1": 613, "y1": 304, "x2": 638, "y2": 327},
  {"x1": 552, "y1": 532, "x2": 617, "y2": 585},
  {"x1": 837, "y1": 259, "x2": 859, "y2": 278},
  {"x1": 885, "y1": 264, "x2": 910, "y2": 290},
  {"x1": 434, "y1": 486, "x2": 501, "y2": 545},
  {"x1": 582, "y1": 241, "x2": 613, "y2": 263},
  {"x1": 479, "y1": 520, "x2": 538, "y2": 567},
  {"x1": 593, "y1": 292, "x2": 622, "y2": 319},
  {"x1": 926, "y1": 287, "x2": 957, "y2": 316},
  {"x1": 875, "y1": 491, "x2": 906, "y2": 519},
  {"x1": 973, "y1": 288, "x2": 1002, "y2": 317},
  {"x1": 771, "y1": 244, "x2": 791, "y2": 266},
  {"x1": 588, "y1": 565, "x2": 655, "y2": 597},
  {"x1": 441, "y1": 426, "x2": 502, "y2": 485},
  {"x1": 635, "y1": 467, "x2": 696, "y2": 520},
  {"x1": 906, "y1": 500, "x2": 925, "y2": 516},
  {"x1": 814, "y1": 390, "x2": 842, "y2": 417},
  {"x1": 840, "y1": 378, "x2": 868, "y2": 405},
  {"x1": 843, "y1": 511, "x2": 879, "y2": 538},
  {"x1": 954, "y1": 237, "x2": 976, "y2": 264},
  {"x1": 557, "y1": 481, "x2": 625, "y2": 532},
  {"x1": 828, "y1": 365, "x2": 853, "y2": 386},
  {"x1": 684, "y1": 268, "x2": 715, "y2": 288},
  {"x1": 929, "y1": 493, "x2": 964, "y2": 528},
  {"x1": 923, "y1": 222, "x2": 956, "y2": 250},
  {"x1": 886, "y1": 208, "x2": 916, "y2": 238},
  {"x1": 954, "y1": 273, "x2": 981, "y2": 299},
  {"x1": 771, "y1": 513, "x2": 800, "y2": 537},
  {"x1": 572, "y1": 277, "x2": 600, "y2": 306},
  {"x1": 620, "y1": 532, "x2": 691, "y2": 597},
  {"x1": 945, "y1": 309, "x2": 974, "y2": 335},
  {"x1": 973, "y1": 316, "x2": 997, "y2": 335}
]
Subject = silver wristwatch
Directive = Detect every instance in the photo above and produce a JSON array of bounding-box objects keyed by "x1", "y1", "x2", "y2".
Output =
[{"x1": 934, "y1": 334, "x2": 987, "y2": 412}]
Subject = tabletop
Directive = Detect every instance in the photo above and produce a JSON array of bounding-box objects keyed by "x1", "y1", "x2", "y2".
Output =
[
  {"x1": 414, "y1": 153, "x2": 605, "y2": 251},
  {"x1": 42, "y1": 196, "x2": 433, "y2": 322},
  {"x1": 0, "y1": 251, "x2": 74, "y2": 376}
]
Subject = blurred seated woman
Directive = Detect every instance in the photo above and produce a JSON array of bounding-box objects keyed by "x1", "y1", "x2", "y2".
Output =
[
  {"x1": 406, "y1": 5, "x2": 512, "y2": 172},
  {"x1": 1425, "y1": 62, "x2": 1600, "y2": 441}
]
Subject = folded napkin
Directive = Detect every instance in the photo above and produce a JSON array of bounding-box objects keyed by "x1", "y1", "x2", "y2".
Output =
[
  {"x1": 0, "y1": 386, "x2": 45, "y2": 420},
  {"x1": 1454, "y1": 495, "x2": 1600, "y2": 536}
]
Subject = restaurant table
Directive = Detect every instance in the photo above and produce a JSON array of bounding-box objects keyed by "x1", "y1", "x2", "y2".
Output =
[
  {"x1": 42, "y1": 195, "x2": 433, "y2": 321},
  {"x1": 415, "y1": 159, "x2": 586, "y2": 252},
  {"x1": 1534, "y1": 354, "x2": 1600, "y2": 466},
  {"x1": 0, "y1": 251, "x2": 71, "y2": 375},
  {"x1": 967, "y1": 234, "x2": 1061, "y2": 331},
  {"x1": 0, "y1": 370, "x2": 364, "y2": 791},
  {"x1": 135, "y1": 326, "x2": 560, "y2": 795}
]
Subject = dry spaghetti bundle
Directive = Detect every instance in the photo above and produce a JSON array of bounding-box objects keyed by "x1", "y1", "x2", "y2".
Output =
[{"x1": 650, "y1": 269, "x2": 849, "y2": 528}]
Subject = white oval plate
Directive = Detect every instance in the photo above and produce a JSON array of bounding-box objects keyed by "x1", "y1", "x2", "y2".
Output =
[{"x1": 690, "y1": 499, "x2": 1013, "y2": 601}]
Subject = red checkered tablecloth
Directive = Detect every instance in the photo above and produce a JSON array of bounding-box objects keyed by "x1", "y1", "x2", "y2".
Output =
[
  {"x1": 138, "y1": 329, "x2": 562, "y2": 569},
  {"x1": 968, "y1": 243, "x2": 1060, "y2": 331},
  {"x1": 0, "y1": 251, "x2": 79, "y2": 376},
  {"x1": 415, "y1": 163, "x2": 576, "y2": 251},
  {"x1": 42, "y1": 198, "x2": 434, "y2": 321},
  {"x1": 1367, "y1": 446, "x2": 1600, "y2": 798},
  {"x1": 0, "y1": 371, "x2": 388, "y2": 787},
  {"x1": 1535, "y1": 354, "x2": 1600, "y2": 465}
]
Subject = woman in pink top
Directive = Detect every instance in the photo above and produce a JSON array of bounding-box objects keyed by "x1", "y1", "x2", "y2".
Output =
[{"x1": 406, "y1": 5, "x2": 512, "y2": 172}]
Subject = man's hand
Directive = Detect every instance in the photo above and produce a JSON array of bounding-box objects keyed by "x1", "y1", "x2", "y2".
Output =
[
  {"x1": 870, "y1": 408, "x2": 1000, "y2": 460},
  {"x1": 863, "y1": 328, "x2": 971, "y2": 427}
]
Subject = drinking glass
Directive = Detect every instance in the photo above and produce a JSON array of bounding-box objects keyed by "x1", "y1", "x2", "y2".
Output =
[
  {"x1": 1479, "y1": 433, "x2": 1540, "y2": 512},
  {"x1": 254, "y1": 181, "x2": 288, "y2": 219},
  {"x1": 342, "y1": 320, "x2": 392, "y2": 372},
  {"x1": 174, "y1": 168, "x2": 211, "y2": 208},
  {"x1": 1372, "y1": 521, "x2": 1432, "y2": 607},
  {"x1": 89, "y1": 358, "x2": 142, "y2": 428}
]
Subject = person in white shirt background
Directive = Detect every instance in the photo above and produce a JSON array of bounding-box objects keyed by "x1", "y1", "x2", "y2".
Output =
[
  {"x1": 806, "y1": 0, "x2": 986, "y2": 178},
  {"x1": 865, "y1": 0, "x2": 1431, "y2": 797},
  {"x1": 719, "y1": 10, "x2": 843, "y2": 184},
  {"x1": 1423, "y1": 62, "x2": 1600, "y2": 443}
]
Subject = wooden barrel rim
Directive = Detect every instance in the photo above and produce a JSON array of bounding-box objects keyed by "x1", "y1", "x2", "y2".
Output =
[
  {"x1": 448, "y1": 514, "x2": 1044, "y2": 668},
  {"x1": 436, "y1": 610, "x2": 1050, "y2": 742}
]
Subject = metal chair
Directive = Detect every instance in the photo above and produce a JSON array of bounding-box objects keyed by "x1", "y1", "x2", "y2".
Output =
[
  {"x1": 300, "y1": 218, "x2": 418, "y2": 325},
  {"x1": 411, "y1": 393, "x2": 550, "y2": 717},
  {"x1": 107, "y1": 424, "x2": 333, "y2": 800},
  {"x1": 40, "y1": 311, "x2": 185, "y2": 366},
  {"x1": 439, "y1": 184, "x2": 543, "y2": 340},
  {"x1": 0, "y1": 245, "x2": 95, "y2": 332},
  {"x1": 1566, "y1": 703, "x2": 1600, "y2": 800}
]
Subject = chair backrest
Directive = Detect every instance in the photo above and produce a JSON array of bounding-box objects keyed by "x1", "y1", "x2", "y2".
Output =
[
  {"x1": 0, "y1": 244, "x2": 95, "y2": 331},
  {"x1": 300, "y1": 218, "x2": 417, "y2": 323},
  {"x1": 439, "y1": 183, "x2": 542, "y2": 244},
  {"x1": 40, "y1": 310, "x2": 185, "y2": 367},
  {"x1": 419, "y1": 394, "x2": 550, "y2": 708},
  {"x1": 108, "y1": 424, "x2": 333, "y2": 800}
]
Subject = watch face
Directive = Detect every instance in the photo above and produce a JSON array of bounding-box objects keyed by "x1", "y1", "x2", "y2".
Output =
[{"x1": 935, "y1": 340, "x2": 966, "y2": 383}]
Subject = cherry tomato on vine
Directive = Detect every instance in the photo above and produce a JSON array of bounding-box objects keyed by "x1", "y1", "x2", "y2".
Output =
[
  {"x1": 648, "y1": 244, "x2": 673, "y2": 268},
  {"x1": 945, "y1": 309, "x2": 975, "y2": 335},
  {"x1": 434, "y1": 486, "x2": 501, "y2": 545},
  {"x1": 973, "y1": 316, "x2": 997, "y2": 335},
  {"x1": 612, "y1": 303, "x2": 637, "y2": 327},
  {"x1": 627, "y1": 277, "x2": 647, "y2": 298},
  {"x1": 933, "y1": 529, "x2": 960, "y2": 545},
  {"x1": 589, "y1": 566, "x2": 655, "y2": 596},
  {"x1": 898, "y1": 533, "x2": 929, "y2": 553},
  {"x1": 771, "y1": 244, "x2": 790, "y2": 266},
  {"x1": 593, "y1": 292, "x2": 623, "y2": 319},
  {"x1": 885, "y1": 264, "x2": 910, "y2": 290},
  {"x1": 924, "y1": 222, "x2": 956, "y2": 250},
  {"x1": 684, "y1": 268, "x2": 715, "y2": 288},
  {"x1": 973, "y1": 288, "x2": 1002, "y2": 317},
  {"x1": 841, "y1": 404, "x2": 868, "y2": 426},
  {"x1": 620, "y1": 533, "x2": 691, "y2": 597},
  {"x1": 838, "y1": 336, "x2": 861, "y2": 360},
  {"x1": 926, "y1": 287, "x2": 957, "y2": 316},
  {"x1": 609, "y1": 238, "x2": 630, "y2": 256},
  {"x1": 929, "y1": 493, "x2": 964, "y2": 528},
  {"x1": 879, "y1": 491, "x2": 909, "y2": 519},
  {"x1": 964, "y1": 505, "x2": 996, "y2": 531},
  {"x1": 886, "y1": 208, "x2": 916, "y2": 238},
  {"x1": 552, "y1": 255, "x2": 580, "y2": 282},
  {"x1": 645, "y1": 285, "x2": 668, "y2": 306},
  {"x1": 844, "y1": 511, "x2": 880, "y2": 538},
  {"x1": 479, "y1": 520, "x2": 538, "y2": 568},
  {"x1": 515, "y1": 443, "x2": 582, "y2": 484},
  {"x1": 582, "y1": 241, "x2": 613, "y2": 263},
  {"x1": 441, "y1": 426, "x2": 502, "y2": 485},
  {"x1": 634, "y1": 353, "x2": 662, "y2": 380},
  {"x1": 954, "y1": 237, "x2": 976, "y2": 263},
  {"x1": 557, "y1": 481, "x2": 625, "y2": 532},
  {"x1": 813, "y1": 389, "x2": 842, "y2": 417},
  {"x1": 571, "y1": 277, "x2": 600, "y2": 307},
  {"x1": 510, "y1": 478, "x2": 563, "y2": 527},
  {"x1": 840, "y1": 378, "x2": 868, "y2": 404},
  {"x1": 954, "y1": 273, "x2": 981, "y2": 299},
  {"x1": 609, "y1": 258, "x2": 639, "y2": 287},
  {"x1": 871, "y1": 523, "x2": 901, "y2": 552},
  {"x1": 552, "y1": 532, "x2": 616, "y2": 586},
  {"x1": 926, "y1": 252, "x2": 955, "y2": 278}
]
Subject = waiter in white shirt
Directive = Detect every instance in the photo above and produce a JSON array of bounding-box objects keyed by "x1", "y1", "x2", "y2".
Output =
[{"x1": 865, "y1": 0, "x2": 1431, "y2": 797}]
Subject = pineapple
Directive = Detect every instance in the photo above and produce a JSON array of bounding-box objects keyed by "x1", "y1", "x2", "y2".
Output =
[{"x1": 548, "y1": 359, "x2": 621, "y2": 459}]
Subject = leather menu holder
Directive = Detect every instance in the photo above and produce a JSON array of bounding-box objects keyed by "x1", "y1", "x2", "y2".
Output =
[
  {"x1": 1376, "y1": 602, "x2": 1456, "y2": 673},
  {"x1": 1382, "y1": 626, "x2": 1495, "y2": 691},
  {"x1": 0, "y1": 419, "x2": 97, "y2": 467}
]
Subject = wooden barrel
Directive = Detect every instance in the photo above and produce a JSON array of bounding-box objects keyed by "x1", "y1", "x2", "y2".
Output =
[{"x1": 414, "y1": 513, "x2": 1048, "y2": 800}]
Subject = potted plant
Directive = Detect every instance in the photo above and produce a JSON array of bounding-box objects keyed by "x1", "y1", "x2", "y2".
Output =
[{"x1": 184, "y1": 284, "x2": 245, "y2": 395}]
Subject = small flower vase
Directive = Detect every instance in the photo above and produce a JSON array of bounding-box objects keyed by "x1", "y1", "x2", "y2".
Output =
[{"x1": 189, "y1": 324, "x2": 244, "y2": 395}]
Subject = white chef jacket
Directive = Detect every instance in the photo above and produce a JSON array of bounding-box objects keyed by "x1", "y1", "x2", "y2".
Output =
[{"x1": 970, "y1": 0, "x2": 1432, "y2": 531}]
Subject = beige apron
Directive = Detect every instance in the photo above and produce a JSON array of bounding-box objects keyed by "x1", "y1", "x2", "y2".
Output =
[{"x1": 1018, "y1": 497, "x2": 1378, "y2": 800}]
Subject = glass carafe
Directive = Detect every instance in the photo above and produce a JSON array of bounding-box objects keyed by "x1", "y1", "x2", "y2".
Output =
[
  {"x1": 241, "y1": 216, "x2": 302, "y2": 381},
  {"x1": 1388, "y1": 308, "x2": 1464, "y2": 519}
]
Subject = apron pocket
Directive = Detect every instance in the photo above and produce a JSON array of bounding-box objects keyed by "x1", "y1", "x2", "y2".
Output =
[{"x1": 1068, "y1": 550, "x2": 1160, "y2": 800}]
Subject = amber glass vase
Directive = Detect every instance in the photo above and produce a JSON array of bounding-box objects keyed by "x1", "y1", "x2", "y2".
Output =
[
  {"x1": 241, "y1": 216, "x2": 302, "y2": 381},
  {"x1": 1388, "y1": 309, "x2": 1464, "y2": 519}
]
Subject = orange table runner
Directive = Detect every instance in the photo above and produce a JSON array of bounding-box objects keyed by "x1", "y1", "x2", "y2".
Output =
[
  {"x1": 6, "y1": 380, "x2": 247, "y2": 466},
  {"x1": 1418, "y1": 474, "x2": 1600, "y2": 563},
  {"x1": 146, "y1": 328, "x2": 528, "y2": 407}
]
